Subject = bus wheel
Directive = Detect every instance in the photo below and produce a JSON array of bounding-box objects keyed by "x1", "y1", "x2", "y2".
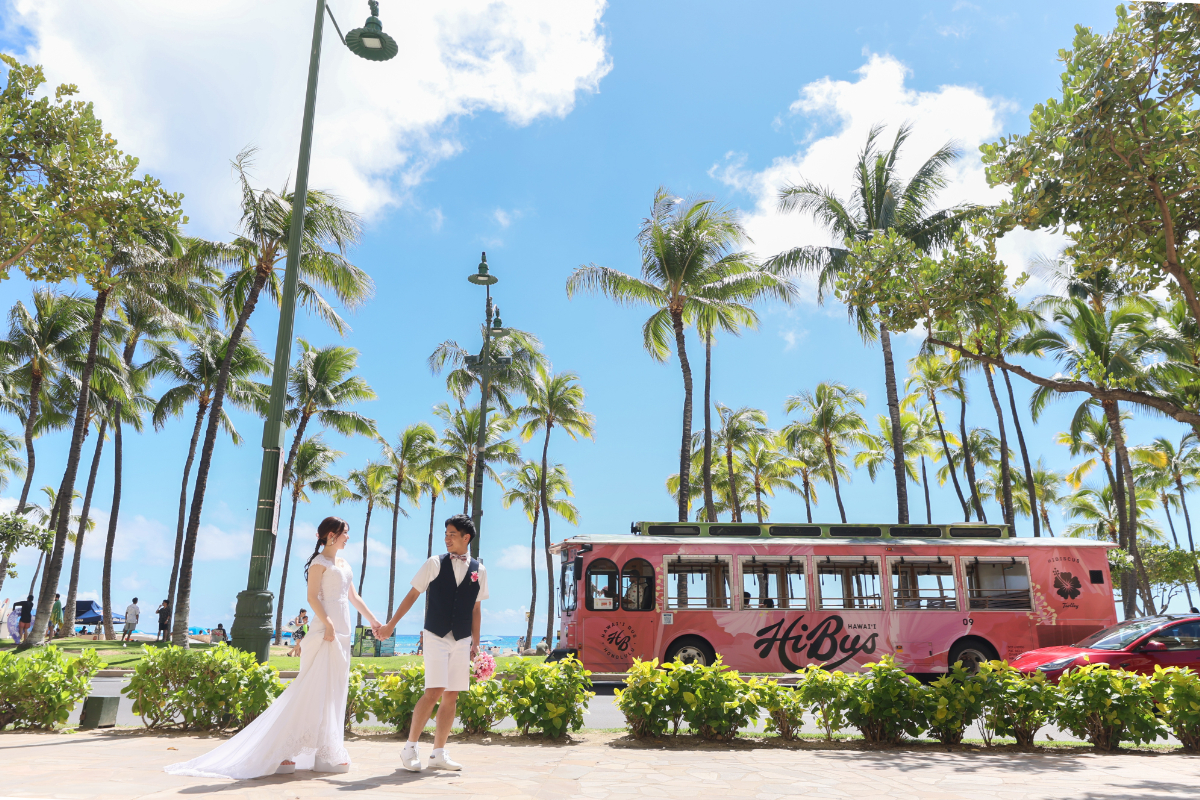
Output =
[
  {"x1": 949, "y1": 637, "x2": 998, "y2": 674},
  {"x1": 666, "y1": 636, "x2": 716, "y2": 666}
]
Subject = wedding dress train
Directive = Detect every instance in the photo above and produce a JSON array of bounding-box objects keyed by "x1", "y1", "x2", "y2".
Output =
[{"x1": 165, "y1": 554, "x2": 354, "y2": 779}]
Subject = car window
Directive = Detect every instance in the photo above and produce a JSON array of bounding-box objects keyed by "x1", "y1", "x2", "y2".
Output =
[
  {"x1": 1150, "y1": 620, "x2": 1200, "y2": 651},
  {"x1": 1072, "y1": 617, "x2": 1170, "y2": 650}
]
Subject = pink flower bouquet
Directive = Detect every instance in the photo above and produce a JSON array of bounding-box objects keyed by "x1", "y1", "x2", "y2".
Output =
[{"x1": 472, "y1": 651, "x2": 496, "y2": 681}]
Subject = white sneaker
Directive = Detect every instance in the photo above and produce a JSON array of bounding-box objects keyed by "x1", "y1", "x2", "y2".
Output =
[
  {"x1": 400, "y1": 745, "x2": 423, "y2": 772},
  {"x1": 427, "y1": 750, "x2": 462, "y2": 771}
]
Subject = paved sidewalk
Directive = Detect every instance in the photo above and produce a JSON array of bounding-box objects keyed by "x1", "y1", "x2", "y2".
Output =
[{"x1": 2, "y1": 729, "x2": 1198, "y2": 800}]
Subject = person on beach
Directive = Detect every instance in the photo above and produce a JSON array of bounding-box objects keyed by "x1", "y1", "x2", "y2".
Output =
[
  {"x1": 49, "y1": 594, "x2": 63, "y2": 638},
  {"x1": 121, "y1": 597, "x2": 140, "y2": 644},
  {"x1": 165, "y1": 516, "x2": 382, "y2": 779},
  {"x1": 375, "y1": 514, "x2": 487, "y2": 772},
  {"x1": 155, "y1": 600, "x2": 171, "y2": 642},
  {"x1": 14, "y1": 595, "x2": 33, "y2": 643},
  {"x1": 287, "y1": 609, "x2": 308, "y2": 657}
]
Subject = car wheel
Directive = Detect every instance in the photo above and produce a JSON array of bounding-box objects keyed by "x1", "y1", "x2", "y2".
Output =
[
  {"x1": 665, "y1": 636, "x2": 716, "y2": 666},
  {"x1": 949, "y1": 638, "x2": 999, "y2": 674}
]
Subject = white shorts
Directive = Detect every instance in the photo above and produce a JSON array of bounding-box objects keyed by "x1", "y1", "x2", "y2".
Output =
[{"x1": 422, "y1": 630, "x2": 471, "y2": 691}]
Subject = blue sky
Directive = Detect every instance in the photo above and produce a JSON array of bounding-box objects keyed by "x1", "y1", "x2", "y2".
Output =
[{"x1": 4, "y1": 1, "x2": 1192, "y2": 636}]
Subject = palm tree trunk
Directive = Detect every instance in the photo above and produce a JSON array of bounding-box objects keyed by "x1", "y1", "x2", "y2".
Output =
[
  {"x1": 1103, "y1": 400, "x2": 1155, "y2": 616},
  {"x1": 356, "y1": 499, "x2": 374, "y2": 629},
  {"x1": 166, "y1": 402, "x2": 206, "y2": 640},
  {"x1": 388, "y1": 477, "x2": 401, "y2": 621},
  {"x1": 274, "y1": 494, "x2": 300, "y2": 645},
  {"x1": 16, "y1": 372, "x2": 42, "y2": 513},
  {"x1": 825, "y1": 441, "x2": 847, "y2": 523},
  {"x1": 525, "y1": 504, "x2": 539, "y2": 653},
  {"x1": 1041, "y1": 509, "x2": 1055, "y2": 537},
  {"x1": 929, "y1": 391, "x2": 968, "y2": 520},
  {"x1": 540, "y1": 426, "x2": 556, "y2": 650},
  {"x1": 1175, "y1": 481, "x2": 1200, "y2": 599},
  {"x1": 702, "y1": 332, "x2": 716, "y2": 522},
  {"x1": 427, "y1": 492, "x2": 438, "y2": 558},
  {"x1": 28, "y1": 552, "x2": 44, "y2": 598},
  {"x1": 754, "y1": 482, "x2": 764, "y2": 524},
  {"x1": 64, "y1": 418, "x2": 108, "y2": 637},
  {"x1": 921, "y1": 456, "x2": 932, "y2": 524},
  {"x1": 802, "y1": 474, "x2": 813, "y2": 523},
  {"x1": 983, "y1": 366, "x2": 1015, "y2": 530},
  {"x1": 173, "y1": 271, "x2": 266, "y2": 645},
  {"x1": 670, "y1": 310, "x2": 693, "y2": 523},
  {"x1": 27, "y1": 288, "x2": 109, "y2": 647},
  {"x1": 1105, "y1": 426, "x2": 1134, "y2": 617},
  {"x1": 102, "y1": 414, "x2": 123, "y2": 641},
  {"x1": 462, "y1": 457, "x2": 473, "y2": 515},
  {"x1": 725, "y1": 444, "x2": 741, "y2": 522},
  {"x1": 1162, "y1": 498, "x2": 1194, "y2": 607},
  {"x1": 1001, "y1": 369, "x2": 1039, "y2": 537},
  {"x1": 958, "y1": 381, "x2": 984, "y2": 522},
  {"x1": 879, "y1": 324, "x2": 909, "y2": 524},
  {"x1": 280, "y1": 412, "x2": 312, "y2": 489}
]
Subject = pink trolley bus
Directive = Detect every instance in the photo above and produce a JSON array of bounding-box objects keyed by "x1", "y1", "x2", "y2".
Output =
[{"x1": 549, "y1": 521, "x2": 1119, "y2": 674}]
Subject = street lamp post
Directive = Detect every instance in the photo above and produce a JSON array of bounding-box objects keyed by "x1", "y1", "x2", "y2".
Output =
[
  {"x1": 231, "y1": 0, "x2": 397, "y2": 663},
  {"x1": 465, "y1": 253, "x2": 510, "y2": 559}
]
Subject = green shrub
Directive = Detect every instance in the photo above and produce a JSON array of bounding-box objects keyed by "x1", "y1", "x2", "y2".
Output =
[
  {"x1": 370, "y1": 662, "x2": 431, "y2": 734},
  {"x1": 841, "y1": 655, "x2": 926, "y2": 745},
  {"x1": 977, "y1": 661, "x2": 1060, "y2": 747},
  {"x1": 1056, "y1": 662, "x2": 1164, "y2": 751},
  {"x1": 0, "y1": 646, "x2": 104, "y2": 730},
  {"x1": 793, "y1": 665, "x2": 850, "y2": 741},
  {"x1": 345, "y1": 663, "x2": 374, "y2": 732},
  {"x1": 758, "y1": 678, "x2": 804, "y2": 741},
  {"x1": 924, "y1": 661, "x2": 987, "y2": 745},
  {"x1": 613, "y1": 658, "x2": 682, "y2": 738},
  {"x1": 457, "y1": 677, "x2": 512, "y2": 734},
  {"x1": 506, "y1": 655, "x2": 593, "y2": 737},
  {"x1": 124, "y1": 644, "x2": 284, "y2": 732},
  {"x1": 1150, "y1": 665, "x2": 1200, "y2": 752},
  {"x1": 676, "y1": 657, "x2": 761, "y2": 741}
]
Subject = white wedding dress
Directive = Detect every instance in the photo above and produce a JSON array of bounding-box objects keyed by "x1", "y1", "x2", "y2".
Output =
[{"x1": 165, "y1": 554, "x2": 354, "y2": 779}]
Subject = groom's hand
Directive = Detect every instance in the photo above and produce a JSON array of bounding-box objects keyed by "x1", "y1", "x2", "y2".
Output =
[{"x1": 470, "y1": 642, "x2": 479, "y2": 661}]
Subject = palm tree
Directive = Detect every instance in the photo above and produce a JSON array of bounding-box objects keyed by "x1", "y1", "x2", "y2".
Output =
[
  {"x1": 151, "y1": 330, "x2": 270, "y2": 638},
  {"x1": 344, "y1": 461, "x2": 396, "y2": 629},
  {"x1": 1133, "y1": 437, "x2": 1200, "y2": 599},
  {"x1": 428, "y1": 328, "x2": 546, "y2": 415},
  {"x1": 273, "y1": 436, "x2": 345, "y2": 644},
  {"x1": 417, "y1": 454, "x2": 463, "y2": 558},
  {"x1": 172, "y1": 151, "x2": 372, "y2": 645},
  {"x1": 774, "y1": 124, "x2": 978, "y2": 524},
  {"x1": 431, "y1": 403, "x2": 522, "y2": 515},
  {"x1": 0, "y1": 290, "x2": 90, "y2": 513},
  {"x1": 567, "y1": 189, "x2": 791, "y2": 521},
  {"x1": 1028, "y1": 460, "x2": 1066, "y2": 538},
  {"x1": 713, "y1": 405, "x2": 770, "y2": 522},
  {"x1": 0, "y1": 428, "x2": 26, "y2": 596},
  {"x1": 781, "y1": 435, "x2": 835, "y2": 524},
  {"x1": 281, "y1": 341, "x2": 377, "y2": 486},
  {"x1": 783, "y1": 382, "x2": 866, "y2": 523},
  {"x1": 61, "y1": 398, "x2": 109, "y2": 638},
  {"x1": 380, "y1": 423, "x2": 436, "y2": 618},
  {"x1": 856, "y1": 412, "x2": 934, "y2": 523},
  {"x1": 904, "y1": 354, "x2": 969, "y2": 520},
  {"x1": 517, "y1": 366, "x2": 593, "y2": 644},
  {"x1": 740, "y1": 434, "x2": 800, "y2": 523},
  {"x1": 503, "y1": 461, "x2": 580, "y2": 650},
  {"x1": 1063, "y1": 483, "x2": 1160, "y2": 544}
]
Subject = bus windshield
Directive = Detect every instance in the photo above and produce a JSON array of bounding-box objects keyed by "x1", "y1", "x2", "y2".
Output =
[{"x1": 1072, "y1": 617, "x2": 1168, "y2": 650}]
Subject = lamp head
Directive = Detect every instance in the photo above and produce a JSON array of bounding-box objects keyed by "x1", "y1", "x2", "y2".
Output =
[
  {"x1": 346, "y1": 0, "x2": 399, "y2": 61},
  {"x1": 468, "y1": 251, "x2": 498, "y2": 285}
]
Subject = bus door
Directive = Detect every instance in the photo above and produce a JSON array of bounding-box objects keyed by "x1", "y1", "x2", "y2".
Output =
[
  {"x1": 887, "y1": 555, "x2": 960, "y2": 670},
  {"x1": 582, "y1": 556, "x2": 657, "y2": 669}
]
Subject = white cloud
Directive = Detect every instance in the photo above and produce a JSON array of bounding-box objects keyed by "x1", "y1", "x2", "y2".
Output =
[
  {"x1": 494, "y1": 209, "x2": 513, "y2": 228},
  {"x1": 76, "y1": 590, "x2": 100, "y2": 602},
  {"x1": 482, "y1": 605, "x2": 527, "y2": 622},
  {"x1": 496, "y1": 544, "x2": 532, "y2": 570},
  {"x1": 193, "y1": 521, "x2": 253, "y2": 562},
  {"x1": 714, "y1": 53, "x2": 1063, "y2": 303},
  {"x1": 7, "y1": 0, "x2": 612, "y2": 237}
]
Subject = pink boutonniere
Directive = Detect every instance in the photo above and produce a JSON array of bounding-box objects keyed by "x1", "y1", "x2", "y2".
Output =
[{"x1": 470, "y1": 572, "x2": 480, "y2": 582}]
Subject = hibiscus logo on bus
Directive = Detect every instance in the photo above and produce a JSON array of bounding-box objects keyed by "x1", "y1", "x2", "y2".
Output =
[{"x1": 1053, "y1": 570, "x2": 1081, "y2": 601}]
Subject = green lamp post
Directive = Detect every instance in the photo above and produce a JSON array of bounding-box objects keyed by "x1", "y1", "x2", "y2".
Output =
[
  {"x1": 465, "y1": 253, "x2": 510, "y2": 559},
  {"x1": 231, "y1": 0, "x2": 397, "y2": 664}
]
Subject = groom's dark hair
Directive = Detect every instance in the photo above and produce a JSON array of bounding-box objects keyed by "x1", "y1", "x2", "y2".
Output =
[{"x1": 445, "y1": 514, "x2": 476, "y2": 543}]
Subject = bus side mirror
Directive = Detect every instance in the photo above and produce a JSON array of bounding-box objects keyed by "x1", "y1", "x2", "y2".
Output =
[{"x1": 573, "y1": 555, "x2": 583, "y2": 582}]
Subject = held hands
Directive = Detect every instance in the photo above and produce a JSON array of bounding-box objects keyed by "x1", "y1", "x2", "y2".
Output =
[{"x1": 372, "y1": 622, "x2": 394, "y2": 640}]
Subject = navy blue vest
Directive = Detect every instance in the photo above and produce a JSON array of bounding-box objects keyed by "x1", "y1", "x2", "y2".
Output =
[{"x1": 423, "y1": 554, "x2": 480, "y2": 640}]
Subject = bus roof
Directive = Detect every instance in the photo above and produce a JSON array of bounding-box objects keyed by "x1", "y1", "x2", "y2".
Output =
[{"x1": 550, "y1": 534, "x2": 1118, "y2": 553}]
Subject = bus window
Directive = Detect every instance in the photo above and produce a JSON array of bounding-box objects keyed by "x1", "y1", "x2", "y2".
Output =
[
  {"x1": 560, "y1": 562, "x2": 577, "y2": 613},
  {"x1": 965, "y1": 558, "x2": 1031, "y2": 610},
  {"x1": 817, "y1": 557, "x2": 882, "y2": 610},
  {"x1": 666, "y1": 557, "x2": 731, "y2": 610},
  {"x1": 586, "y1": 558, "x2": 619, "y2": 611},
  {"x1": 889, "y1": 557, "x2": 957, "y2": 610},
  {"x1": 621, "y1": 558, "x2": 654, "y2": 611},
  {"x1": 739, "y1": 557, "x2": 806, "y2": 609}
]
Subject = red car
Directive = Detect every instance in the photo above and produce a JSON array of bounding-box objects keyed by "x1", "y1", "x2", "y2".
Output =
[{"x1": 1011, "y1": 615, "x2": 1200, "y2": 679}]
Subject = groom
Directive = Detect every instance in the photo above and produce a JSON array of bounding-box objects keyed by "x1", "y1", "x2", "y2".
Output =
[{"x1": 375, "y1": 514, "x2": 487, "y2": 772}]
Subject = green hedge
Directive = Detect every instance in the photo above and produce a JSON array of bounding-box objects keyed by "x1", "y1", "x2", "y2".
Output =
[
  {"x1": 613, "y1": 656, "x2": 1200, "y2": 751},
  {"x1": 0, "y1": 646, "x2": 104, "y2": 730}
]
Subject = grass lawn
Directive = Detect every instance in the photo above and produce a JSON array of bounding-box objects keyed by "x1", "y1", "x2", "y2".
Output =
[{"x1": 1, "y1": 638, "x2": 545, "y2": 672}]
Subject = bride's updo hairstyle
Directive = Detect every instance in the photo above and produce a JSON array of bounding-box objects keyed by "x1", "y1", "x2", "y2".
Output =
[{"x1": 304, "y1": 516, "x2": 348, "y2": 580}]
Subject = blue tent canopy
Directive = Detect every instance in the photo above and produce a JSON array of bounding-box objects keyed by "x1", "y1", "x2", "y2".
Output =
[{"x1": 74, "y1": 600, "x2": 123, "y2": 626}]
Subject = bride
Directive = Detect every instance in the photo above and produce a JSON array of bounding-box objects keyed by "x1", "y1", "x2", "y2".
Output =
[{"x1": 166, "y1": 516, "x2": 381, "y2": 779}]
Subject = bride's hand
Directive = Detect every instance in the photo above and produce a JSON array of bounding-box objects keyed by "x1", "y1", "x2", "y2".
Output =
[{"x1": 323, "y1": 627, "x2": 335, "y2": 642}]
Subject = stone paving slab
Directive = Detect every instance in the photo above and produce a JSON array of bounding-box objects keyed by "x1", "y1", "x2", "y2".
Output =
[{"x1": 1, "y1": 730, "x2": 1199, "y2": 800}]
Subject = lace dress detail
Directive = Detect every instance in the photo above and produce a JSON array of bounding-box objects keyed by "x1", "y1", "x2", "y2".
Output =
[{"x1": 165, "y1": 554, "x2": 355, "y2": 779}]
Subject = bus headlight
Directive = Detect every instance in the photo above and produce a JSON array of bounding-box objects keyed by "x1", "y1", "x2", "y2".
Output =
[{"x1": 1037, "y1": 656, "x2": 1076, "y2": 672}]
